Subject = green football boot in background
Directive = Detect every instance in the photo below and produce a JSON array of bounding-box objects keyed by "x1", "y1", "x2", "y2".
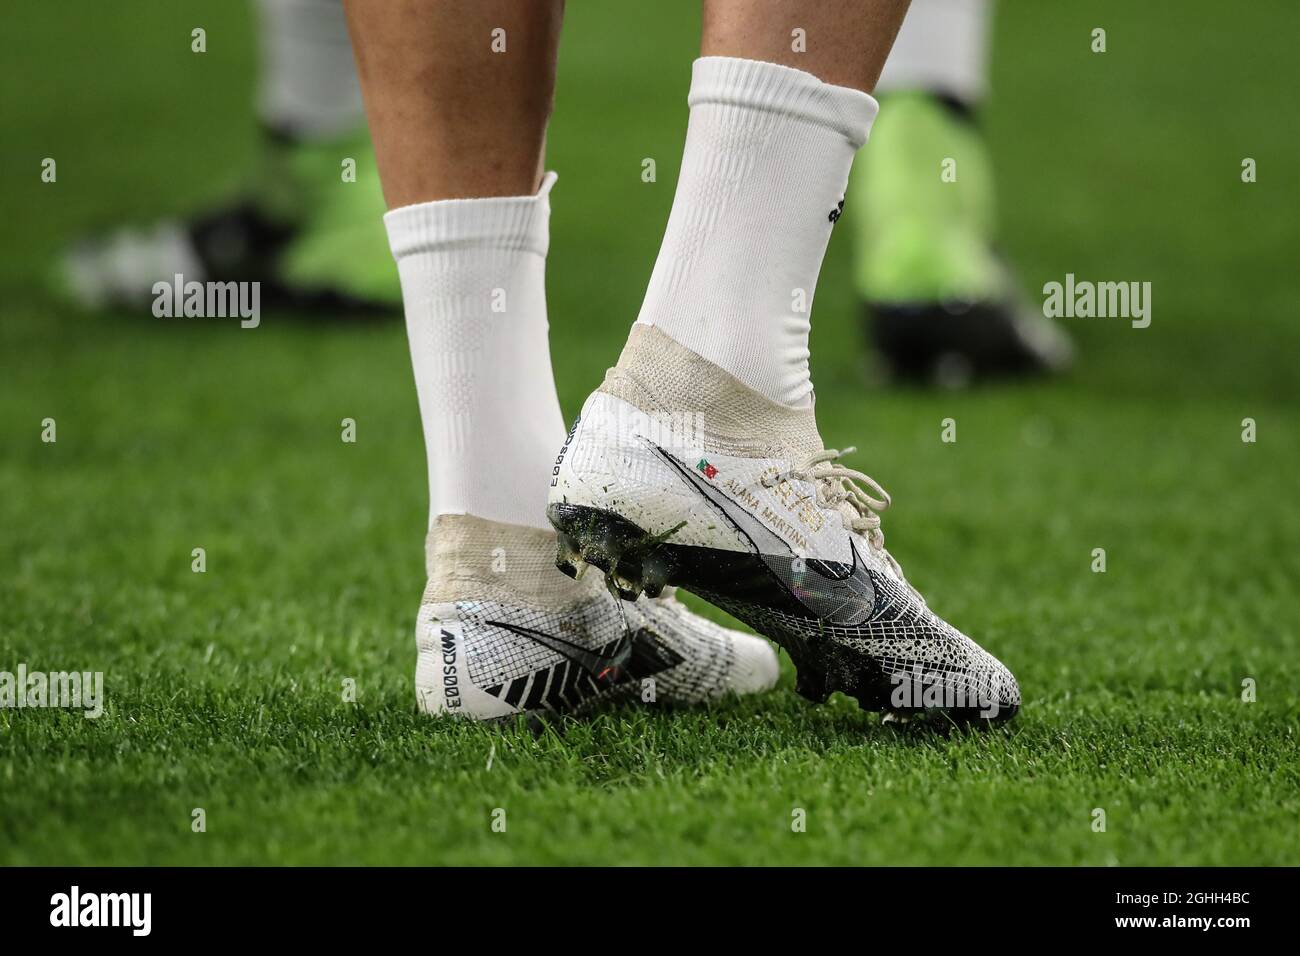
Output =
[
  {"x1": 850, "y1": 92, "x2": 1071, "y2": 386},
  {"x1": 60, "y1": 127, "x2": 400, "y2": 317}
]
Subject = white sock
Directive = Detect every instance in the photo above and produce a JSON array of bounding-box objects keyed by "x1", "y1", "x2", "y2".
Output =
[
  {"x1": 255, "y1": 0, "x2": 365, "y2": 140},
  {"x1": 384, "y1": 173, "x2": 565, "y2": 532},
  {"x1": 877, "y1": 0, "x2": 992, "y2": 103},
  {"x1": 634, "y1": 57, "x2": 878, "y2": 408}
]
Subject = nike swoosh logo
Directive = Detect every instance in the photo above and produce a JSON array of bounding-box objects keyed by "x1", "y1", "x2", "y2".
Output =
[
  {"x1": 650, "y1": 444, "x2": 877, "y2": 626},
  {"x1": 486, "y1": 620, "x2": 634, "y2": 683}
]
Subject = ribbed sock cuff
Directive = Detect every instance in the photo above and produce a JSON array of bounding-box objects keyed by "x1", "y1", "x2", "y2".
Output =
[
  {"x1": 384, "y1": 171, "x2": 558, "y2": 261},
  {"x1": 689, "y1": 57, "x2": 879, "y2": 149}
]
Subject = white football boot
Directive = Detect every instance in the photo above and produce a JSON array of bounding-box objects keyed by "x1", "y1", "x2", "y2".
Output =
[
  {"x1": 414, "y1": 514, "x2": 779, "y2": 718},
  {"x1": 548, "y1": 326, "x2": 1020, "y2": 723}
]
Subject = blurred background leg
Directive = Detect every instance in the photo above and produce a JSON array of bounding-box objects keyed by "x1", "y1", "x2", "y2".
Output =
[
  {"x1": 59, "y1": 0, "x2": 399, "y2": 314},
  {"x1": 849, "y1": 0, "x2": 1074, "y2": 386}
]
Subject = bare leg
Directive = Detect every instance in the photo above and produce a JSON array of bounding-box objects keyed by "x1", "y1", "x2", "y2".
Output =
[
  {"x1": 343, "y1": 0, "x2": 564, "y2": 207},
  {"x1": 702, "y1": 0, "x2": 911, "y2": 92}
]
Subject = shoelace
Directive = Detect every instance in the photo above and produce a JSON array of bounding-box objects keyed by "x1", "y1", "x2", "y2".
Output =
[{"x1": 762, "y1": 447, "x2": 919, "y2": 595}]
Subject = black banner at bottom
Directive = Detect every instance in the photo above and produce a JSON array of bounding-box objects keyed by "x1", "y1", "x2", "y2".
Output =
[{"x1": 0, "y1": 866, "x2": 1277, "y2": 942}]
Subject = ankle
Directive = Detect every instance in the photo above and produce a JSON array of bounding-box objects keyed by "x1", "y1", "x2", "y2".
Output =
[
  {"x1": 423, "y1": 514, "x2": 584, "y2": 608},
  {"x1": 600, "y1": 325, "x2": 823, "y2": 462}
]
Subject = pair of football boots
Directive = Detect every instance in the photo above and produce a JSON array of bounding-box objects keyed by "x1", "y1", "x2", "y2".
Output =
[
  {"x1": 415, "y1": 321, "x2": 1020, "y2": 725},
  {"x1": 62, "y1": 95, "x2": 1032, "y2": 723}
]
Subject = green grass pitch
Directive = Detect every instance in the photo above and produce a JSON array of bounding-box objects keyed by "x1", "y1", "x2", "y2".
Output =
[{"x1": 1, "y1": 1, "x2": 1297, "y2": 865}]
